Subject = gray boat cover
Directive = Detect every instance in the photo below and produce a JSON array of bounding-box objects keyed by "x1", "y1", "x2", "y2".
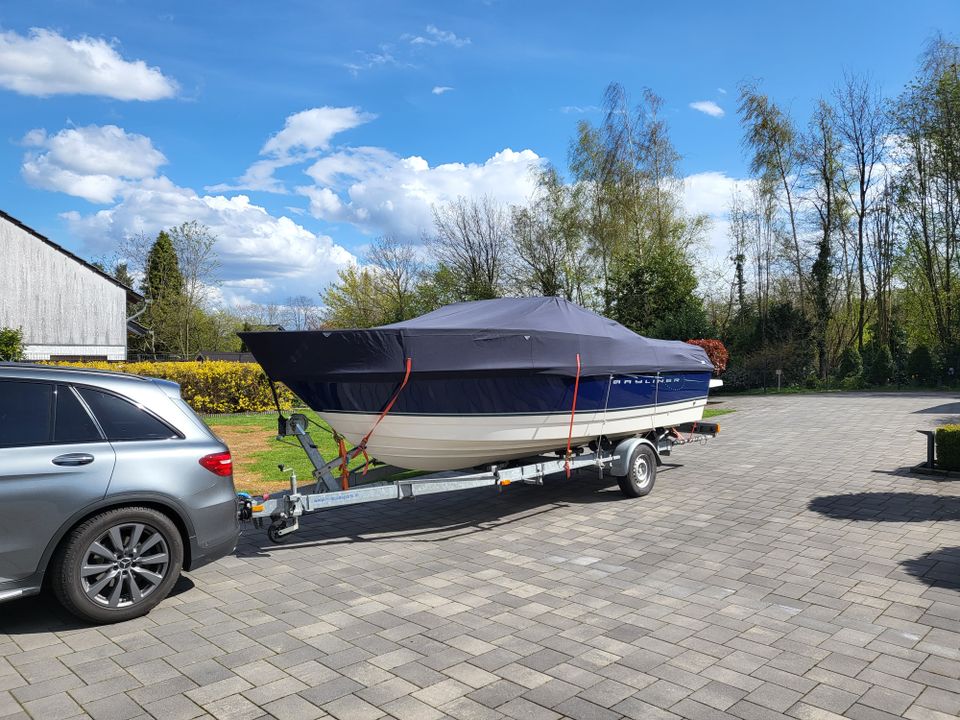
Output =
[{"x1": 240, "y1": 297, "x2": 712, "y2": 382}]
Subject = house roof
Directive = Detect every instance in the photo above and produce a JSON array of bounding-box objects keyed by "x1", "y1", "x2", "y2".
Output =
[{"x1": 0, "y1": 208, "x2": 144, "y2": 304}]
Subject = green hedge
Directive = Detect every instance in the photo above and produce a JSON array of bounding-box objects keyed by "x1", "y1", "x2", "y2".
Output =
[{"x1": 936, "y1": 424, "x2": 960, "y2": 471}]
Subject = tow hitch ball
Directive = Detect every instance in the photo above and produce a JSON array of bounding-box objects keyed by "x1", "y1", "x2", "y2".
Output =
[{"x1": 236, "y1": 493, "x2": 253, "y2": 521}]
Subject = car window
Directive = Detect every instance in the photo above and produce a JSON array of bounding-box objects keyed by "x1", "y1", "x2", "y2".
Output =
[
  {"x1": 0, "y1": 380, "x2": 54, "y2": 447},
  {"x1": 54, "y1": 385, "x2": 102, "y2": 444},
  {"x1": 77, "y1": 388, "x2": 177, "y2": 441}
]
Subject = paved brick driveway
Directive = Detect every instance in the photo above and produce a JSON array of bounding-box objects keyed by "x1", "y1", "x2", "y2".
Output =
[{"x1": 3, "y1": 392, "x2": 960, "y2": 720}]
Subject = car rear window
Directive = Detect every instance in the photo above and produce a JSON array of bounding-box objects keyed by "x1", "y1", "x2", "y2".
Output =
[
  {"x1": 77, "y1": 388, "x2": 178, "y2": 441},
  {"x1": 0, "y1": 380, "x2": 53, "y2": 447},
  {"x1": 54, "y1": 385, "x2": 102, "y2": 444}
]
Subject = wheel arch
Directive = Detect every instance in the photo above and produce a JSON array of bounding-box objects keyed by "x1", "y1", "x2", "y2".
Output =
[
  {"x1": 608, "y1": 435, "x2": 661, "y2": 477},
  {"x1": 38, "y1": 493, "x2": 196, "y2": 584}
]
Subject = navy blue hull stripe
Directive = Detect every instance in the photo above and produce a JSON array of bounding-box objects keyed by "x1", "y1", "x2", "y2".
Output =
[
  {"x1": 287, "y1": 371, "x2": 713, "y2": 416},
  {"x1": 318, "y1": 396, "x2": 709, "y2": 418}
]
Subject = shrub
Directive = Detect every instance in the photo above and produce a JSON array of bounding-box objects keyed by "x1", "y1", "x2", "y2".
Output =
[
  {"x1": 0, "y1": 326, "x2": 24, "y2": 361},
  {"x1": 686, "y1": 339, "x2": 729, "y2": 375},
  {"x1": 908, "y1": 345, "x2": 935, "y2": 384},
  {"x1": 46, "y1": 360, "x2": 296, "y2": 414},
  {"x1": 936, "y1": 424, "x2": 960, "y2": 471},
  {"x1": 836, "y1": 346, "x2": 863, "y2": 380},
  {"x1": 862, "y1": 339, "x2": 893, "y2": 386}
]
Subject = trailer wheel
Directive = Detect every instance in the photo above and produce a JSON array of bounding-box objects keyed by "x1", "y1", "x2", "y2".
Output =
[{"x1": 617, "y1": 443, "x2": 656, "y2": 498}]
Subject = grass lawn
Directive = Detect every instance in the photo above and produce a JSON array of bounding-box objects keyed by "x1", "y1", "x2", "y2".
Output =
[
  {"x1": 205, "y1": 411, "x2": 344, "y2": 495},
  {"x1": 210, "y1": 405, "x2": 736, "y2": 494},
  {"x1": 703, "y1": 407, "x2": 735, "y2": 419}
]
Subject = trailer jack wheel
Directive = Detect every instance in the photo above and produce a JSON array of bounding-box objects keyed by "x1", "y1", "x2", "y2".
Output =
[{"x1": 267, "y1": 520, "x2": 296, "y2": 544}]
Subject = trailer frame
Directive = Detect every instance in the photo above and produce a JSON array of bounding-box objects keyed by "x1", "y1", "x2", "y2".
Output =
[{"x1": 238, "y1": 412, "x2": 719, "y2": 543}]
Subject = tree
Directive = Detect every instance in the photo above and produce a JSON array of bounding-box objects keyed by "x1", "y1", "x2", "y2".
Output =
[
  {"x1": 804, "y1": 100, "x2": 843, "y2": 379},
  {"x1": 112, "y1": 262, "x2": 134, "y2": 288},
  {"x1": 285, "y1": 295, "x2": 320, "y2": 330},
  {"x1": 142, "y1": 230, "x2": 183, "y2": 303},
  {"x1": 738, "y1": 82, "x2": 805, "y2": 309},
  {"x1": 608, "y1": 242, "x2": 708, "y2": 340},
  {"x1": 141, "y1": 230, "x2": 185, "y2": 355},
  {"x1": 320, "y1": 265, "x2": 388, "y2": 328},
  {"x1": 835, "y1": 74, "x2": 887, "y2": 350},
  {"x1": 167, "y1": 221, "x2": 221, "y2": 356},
  {"x1": 431, "y1": 196, "x2": 510, "y2": 301},
  {"x1": 0, "y1": 327, "x2": 24, "y2": 361},
  {"x1": 892, "y1": 35, "x2": 960, "y2": 358},
  {"x1": 510, "y1": 166, "x2": 591, "y2": 301},
  {"x1": 366, "y1": 236, "x2": 424, "y2": 322}
]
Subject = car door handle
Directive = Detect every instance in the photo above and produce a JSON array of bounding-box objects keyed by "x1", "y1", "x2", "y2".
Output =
[{"x1": 52, "y1": 453, "x2": 95, "y2": 466}]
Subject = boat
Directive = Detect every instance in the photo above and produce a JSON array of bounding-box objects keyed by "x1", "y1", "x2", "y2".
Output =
[{"x1": 239, "y1": 297, "x2": 715, "y2": 471}]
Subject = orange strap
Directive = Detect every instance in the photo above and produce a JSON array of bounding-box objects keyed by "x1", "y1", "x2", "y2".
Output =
[
  {"x1": 564, "y1": 353, "x2": 582, "y2": 478},
  {"x1": 336, "y1": 434, "x2": 350, "y2": 490},
  {"x1": 357, "y1": 357, "x2": 413, "y2": 474}
]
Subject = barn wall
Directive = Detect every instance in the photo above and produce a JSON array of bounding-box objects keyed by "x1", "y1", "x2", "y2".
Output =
[{"x1": 0, "y1": 217, "x2": 127, "y2": 359}]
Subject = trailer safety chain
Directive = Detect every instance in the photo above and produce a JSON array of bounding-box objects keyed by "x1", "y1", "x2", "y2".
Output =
[{"x1": 564, "y1": 353, "x2": 582, "y2": 478}]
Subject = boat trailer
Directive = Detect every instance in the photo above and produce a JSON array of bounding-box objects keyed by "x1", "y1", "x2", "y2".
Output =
[{"x1": 238, "y1": 412, "x2": 719, "y2": 543}]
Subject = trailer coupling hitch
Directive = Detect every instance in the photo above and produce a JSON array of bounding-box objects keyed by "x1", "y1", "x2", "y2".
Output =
[{"x1": 236, "y1": 493, "x2": 253, "y2": 521}]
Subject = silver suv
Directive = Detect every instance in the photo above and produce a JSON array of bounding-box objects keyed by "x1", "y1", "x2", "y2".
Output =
[{"x1": 0, "y1": 363, "x2": 239, "y2": 623}]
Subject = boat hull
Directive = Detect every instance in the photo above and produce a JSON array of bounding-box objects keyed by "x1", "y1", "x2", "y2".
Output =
[
  {"x1": 322, "y1": 397, "x2": 707, "y2": 470},
  {"x1": 312, "y1": 372, "x2": 712, "y2": 471}
]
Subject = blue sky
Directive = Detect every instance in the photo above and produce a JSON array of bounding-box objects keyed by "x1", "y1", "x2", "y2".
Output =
[{"x1": 1, "y1": 1, "x2": 956, "y2": 304}]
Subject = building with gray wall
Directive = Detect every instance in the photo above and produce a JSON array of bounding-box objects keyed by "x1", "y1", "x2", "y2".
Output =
[{"x1": 0, "y1": 210, "x2": 142, "y2": 361}]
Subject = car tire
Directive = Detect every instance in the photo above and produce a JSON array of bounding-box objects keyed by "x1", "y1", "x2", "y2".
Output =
[
  {"x1": 51, "y1": 507, "x2": 183, "y2": 624},
  {"x1": 617, "y1": 443, "x2": 657, "y2": 498}
]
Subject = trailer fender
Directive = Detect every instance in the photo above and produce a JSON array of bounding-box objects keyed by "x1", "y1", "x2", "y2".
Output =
[{"x1": 609, "y1": 436, "x2": 661, "y2": 477}]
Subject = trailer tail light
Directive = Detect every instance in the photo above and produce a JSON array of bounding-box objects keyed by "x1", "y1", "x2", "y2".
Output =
[{"x1": 199, "y1": 451, "x2": 232, "y2": 476}]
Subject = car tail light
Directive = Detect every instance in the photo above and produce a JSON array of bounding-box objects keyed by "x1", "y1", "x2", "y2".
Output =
[{"x1": 199, "y1": 451, "x2": 232, "y2": 476}]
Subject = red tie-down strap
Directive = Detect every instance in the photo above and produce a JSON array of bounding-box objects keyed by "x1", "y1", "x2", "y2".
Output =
[
  {"x1": 564, "y1": 353, "x2": 582, "y2": 478},
  {"x1": 356, "y1": 357, "x2": 413, "y2": 475},
  {"x1": 335, "y1": 433, "x2": 350, "y2": 490}
]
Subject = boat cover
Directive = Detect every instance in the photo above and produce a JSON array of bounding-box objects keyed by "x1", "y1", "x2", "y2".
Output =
[{"x1": 240, "y1": 297, "x2": 712, "y2": 382}]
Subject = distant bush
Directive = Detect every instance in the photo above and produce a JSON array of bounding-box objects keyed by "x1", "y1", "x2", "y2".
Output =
[
  {"x1": 686, "y1": 339, "x2": 729, "y2": 375},
  {"x1": 836, "y1": 346, "x2": 863, "y2": 380},
  {"x1": 0, "y1": 326, "x2": 24, "y2": 362},
  {"x1": 46, "y1": 360, "x2": 295, "y2": 414},
  {"x1": 862, "y1": 339, "x2": 893, "y2": 386},
  {"x1": 936, "y1": 425, "x2": 960, "y2": 471},
  {"x1": 907, "y1": 345, "x2": 935, "y2": 384}
]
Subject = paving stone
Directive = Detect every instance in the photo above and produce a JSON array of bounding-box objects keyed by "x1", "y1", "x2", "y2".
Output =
[
  {"x1": 261, "y1": 694, "x2": 326, "y2": 720},
  {"x1": 3, "y1": 393, "x2": 960, "y2": 720}
]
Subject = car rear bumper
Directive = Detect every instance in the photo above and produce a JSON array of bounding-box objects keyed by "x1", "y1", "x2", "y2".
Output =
[{"x1": 188, "y1": 527, "x2": 239, "y2": 571}]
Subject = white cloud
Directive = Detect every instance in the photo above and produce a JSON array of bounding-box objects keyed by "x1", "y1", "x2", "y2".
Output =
[
  {"x1": 717, "y1": 87, "x2": 727, "y2": 95},
  {"x1": 432, "y1": 85, "x2": 454, "y2": 95},
  {"x1": 298, "y1": 147, "x2": 543, "y2": 238},
  {"x1": 0, "y1": 28, "x2": 177, "y2": 100},
  {"x1": 210, "y1": 107, "x2": 375, "y2": 193},
  {"x1": 408, "y1": 25, "x2": 470, "y2": 48},
  {"x1": 22, "y1": 124, "x2": 167, "y2": 203},
  {"x1": 689, "y1": 100, "x2": 725, "y2": 118},
  {"x1": 261, "y1": 106, "x2": 374, "y2": 156},
  {"x1": 560, "y1": 105, "x2": 600, "y2": 114},
  {"x1": 683, "y1": 171, "x2": 754, "y2": 256},
  {"x1": 63, "y1": 176, "x2": 356, "y2": 299}
]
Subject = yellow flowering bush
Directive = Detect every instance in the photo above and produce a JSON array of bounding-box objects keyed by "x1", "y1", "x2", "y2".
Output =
[{"x1": 45, "y1": 361, "x2": 296, "y2": 414}]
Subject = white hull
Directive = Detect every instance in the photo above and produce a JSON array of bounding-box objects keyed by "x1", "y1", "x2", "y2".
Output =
[{"x1": 321, "y1": 397, "x2": 708, "y2": 471}]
